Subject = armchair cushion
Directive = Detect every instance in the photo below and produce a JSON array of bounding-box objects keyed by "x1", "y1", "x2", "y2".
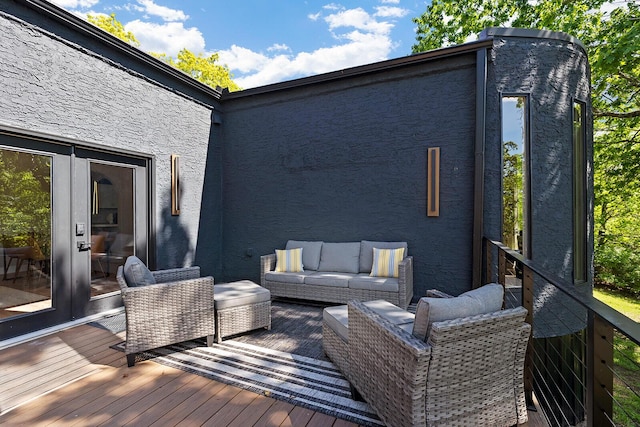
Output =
[
  {"x1": 123, "y1": 255, "x2": 156, "y2": 287},
  {"x1": 412, "y1": 282, "x2": 504, "y2": 340}
]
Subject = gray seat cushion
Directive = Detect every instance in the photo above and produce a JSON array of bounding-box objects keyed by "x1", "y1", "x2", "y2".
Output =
[
  {"x1": 412, "y1": 282, "x2": 504, "y2": 341},
  {"x1": 286, "y1": 240, "x2": 323, "y2": 271},
  {"x1": 214, "y1": 280, "x2": 271, "y2": 310},
  {"x1": 304, "y1": 272, "x2": 355, "y2": 288},
  {"x1": 348, "y1": 274, "x2": 399, "y2": 292},
  {"x1": 318, "y1": 242, "x2": 361, "y2": 273},
  {"x1": 359, "y1": 241, "x2": 408, "y2": 273},
  {"x1": 264, "y1": 271, "x2": 314, "y2": 284},
  {"x1": 123, "y1": 255, "x2": 156, "y2": 287},
  {"x1": 323, "y1": 299, "x2": 414, "y2": 342}
]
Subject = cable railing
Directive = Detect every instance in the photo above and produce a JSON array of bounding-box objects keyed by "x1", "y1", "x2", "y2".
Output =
[{"x1": 484, "y1": 238, "x2": 640, "y2": 427}]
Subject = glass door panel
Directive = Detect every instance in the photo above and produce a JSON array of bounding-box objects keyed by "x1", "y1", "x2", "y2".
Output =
[
  {"x1": 90, "y1": 163, "x2": 135, "y2": 298},
  {"x1": 0, "y1": 148, "x2": 53, "y2": 320}
]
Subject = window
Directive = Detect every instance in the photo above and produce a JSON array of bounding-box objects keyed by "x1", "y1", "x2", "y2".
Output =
[
  {"x1": 573, "y1": 101, "x2": 587, "y2": 283},
  {"x1": 501, "y1": 95, "x2": 529, "y2": 256}
]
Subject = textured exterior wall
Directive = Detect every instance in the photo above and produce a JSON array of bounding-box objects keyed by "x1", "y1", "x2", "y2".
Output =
[
  {"x1": 0, "y1": 9, "x2": 222, "y2": 272},
  {"x1": 221, "y1": 55, "x2": 478, "y2": 296},
  {"x1": 484, "y1": 35, "x2": 592, "y2": 281}
]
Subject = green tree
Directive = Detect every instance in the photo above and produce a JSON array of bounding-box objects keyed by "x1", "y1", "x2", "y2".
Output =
[
  {"x1": 87, "y1": 13, "x2": 240, "y2": 92},
  {"x1": 88, "y1": 13, "x2": 140, "y2": 47},
  {"x1": 152, "y1": 50, "x2": 241, "y2": 92},
  {"x1": 413, "y1": 0, "x2": 640, "y2": 293}
]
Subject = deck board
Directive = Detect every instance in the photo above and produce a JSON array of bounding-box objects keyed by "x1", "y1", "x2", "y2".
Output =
[{"x1": 0, "y1": 321, "x2": 549, "y2": 426}]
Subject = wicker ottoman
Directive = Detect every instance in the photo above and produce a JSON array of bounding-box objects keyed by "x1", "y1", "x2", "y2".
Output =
[
  {"x1": 322, "y1": 300, "x2": 415, "y2": 378},
  {"x1": 214, "y1": 280, "x2": 271, "y2": 343}
]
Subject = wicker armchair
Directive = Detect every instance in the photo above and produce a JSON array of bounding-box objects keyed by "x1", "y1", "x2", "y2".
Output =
[
  {"x1": 347, "y1": 300, "x2": 530, "y2": 427},
  {"x1": 116, "y1": 265, "x2": 215, "y2": 367}
]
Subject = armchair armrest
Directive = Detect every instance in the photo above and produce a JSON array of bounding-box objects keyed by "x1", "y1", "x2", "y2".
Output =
[
  {"x1": 348, "y1": 300, "x2": 430, "y2": 427},
  {"x1": 260, "y1": 253, "x2": 276, "y2": 285},
  {"x1": 397, "y1": 256, "x2": 413, "y2": 309},
  {"x1": 151, "y1": 266, "x2": 201, "y2": 283},
  {"x1": 121, "y1": 275, "x2": 215, "y2": 355},
  {"x1": 425, "y1": 289, "x2": 454, "y2": 298}
]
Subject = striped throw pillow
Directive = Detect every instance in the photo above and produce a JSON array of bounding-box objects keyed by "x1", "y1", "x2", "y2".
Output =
[
  {"x1": 275, "y1": 248, "x2": 304, "y2": 272},
  {"x1": 370, "y1": 247, "x2": 404, "y2": 277}
]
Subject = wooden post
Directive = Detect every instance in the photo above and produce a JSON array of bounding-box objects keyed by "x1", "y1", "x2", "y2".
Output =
[
  {"x1": 522, "y1": 265, "x2": 534, "y2": 406},
  {"x1": 587, "y1": 313, "x2": 614, "y2": 427}
]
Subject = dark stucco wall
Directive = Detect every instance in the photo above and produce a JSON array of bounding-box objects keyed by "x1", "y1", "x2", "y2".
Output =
[
  {"x1": 483, "y1": 33, "x2": 592, "y2": 282},
  {"x1": 0, "y1": 5, "x2": 223, "y2": 275},
  {"x1": 220, "y1": 54, "x2": 479, "y2": 297}
]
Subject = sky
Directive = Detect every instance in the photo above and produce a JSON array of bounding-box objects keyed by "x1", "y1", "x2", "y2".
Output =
[{"x1": 50, "y1": 0, "x2": 428, "y2": 89}]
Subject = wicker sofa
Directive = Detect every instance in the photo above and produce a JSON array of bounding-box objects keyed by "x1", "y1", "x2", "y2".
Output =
[
  {"x1": 116, "y1": 261, "x2": 215, "y2": 367},
  {"x1": 261, "y1": 240, "x2": 413, "y2": 309},
  {"x1": 322, "y1": 284, "x2": 531, "y2": 427}
]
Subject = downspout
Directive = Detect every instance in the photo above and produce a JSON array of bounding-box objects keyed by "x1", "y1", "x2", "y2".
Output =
[{"x1": 472, "y1": 47, "x2": 488, "y2": 288}]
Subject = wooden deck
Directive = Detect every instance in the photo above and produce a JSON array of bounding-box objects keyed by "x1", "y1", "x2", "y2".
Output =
[{"x1": 0, "y1": 323, "x2": 549, "y2": 426}]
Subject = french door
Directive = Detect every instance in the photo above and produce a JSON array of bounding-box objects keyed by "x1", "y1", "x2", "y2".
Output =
[{"x1": 0, "y1": 132, "x2": 150, "y2": 340}]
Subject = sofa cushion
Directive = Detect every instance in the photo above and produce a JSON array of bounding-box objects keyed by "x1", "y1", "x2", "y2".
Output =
[
  {"x1": 370, "y1": 247, "x2": 405, "y2": 278},
  {"x1": 264, "y1": 271, "x2": 314, "y2": 284},
  {"x1": 275, "y1": 248, "x2": 303, "y2": 272},
  {"x1": 349, "y1": 274, "x2": 399, "y2": 292},
  {"x1": 286, "y1": 240, "x2": 323, "y2": 271},
  {"x1": 318, "y1": 242, "x2": 361, "y2": 273},
  {"x1": 214, "y1": 280, "x2": 271, "y2": 310},
  {"x1": 359, "y1": 241, "x2": 408, "y2": 273},
  {"x1": 305, "y1": 272, "x2": 355, "y2": 288},
  {"x1": 411, "y1": 283, "x2": 504, "y2": 341},
  {"x1": 123, "y1": 255, "x2": 156, "y2": 287}
]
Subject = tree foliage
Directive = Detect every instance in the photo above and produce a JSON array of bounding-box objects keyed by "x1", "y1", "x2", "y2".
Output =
[
  {"x1": 87, "y1": 13, "x2": 140, "y2": 47},
  {"x1": 152, "y1": 50, "x2": 241, "y2": 92},
  {"x1": 0, "y1": 150, "x2": 51, "y2": 253},
  {"x1": 413, "y1": 0, "x2": 640, "y2": 293},
  {"x1": 87, "y1": 13, "x2": 240, "y2": 92}
]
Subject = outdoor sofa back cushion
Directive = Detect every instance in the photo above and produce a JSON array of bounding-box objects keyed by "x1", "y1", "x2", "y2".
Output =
[
  {"x1": 286, "y1": 240, "x2": 323, "y2": 271},
  {"x1": 411, "y1": 283, "x2": 504, "y2": 341},
  {"x1": 123, "y1": 255, "x2": 156, "y2": 287},
  {"x1": 359, "y1": 241, "x2": 408, "y2": 273},
  {"x1": 318, "y1": 242, "x2": 361, "y2": 274}
]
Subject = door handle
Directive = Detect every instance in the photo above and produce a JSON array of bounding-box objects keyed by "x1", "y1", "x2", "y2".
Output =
[{"x1": 77, "y1": 241, "x2": 92, "y2": 251}]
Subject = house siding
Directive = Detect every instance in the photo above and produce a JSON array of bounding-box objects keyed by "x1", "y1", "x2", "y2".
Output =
[
  {"x1": 484, "y1": 35, "x2": 592, "y2": 282},
  {"x1": 0, "y1": 9, "x2": 222, "y2": 272},
  {"x1": 221, "y1": 55, "x2": 478, "y2": 296}
]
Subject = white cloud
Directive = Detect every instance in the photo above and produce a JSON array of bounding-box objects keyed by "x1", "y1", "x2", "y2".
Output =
[
  {"x1": 218, "y1": 4, "x2": 398, "y2": 89},
  {"x1": 268, "y1": 43, "x2": 291, "y2": 52},
  {"x1": 380, "y1": 0, "x2": 400, "y2": 3},
  {"x1": 375, "y1": 6, "x2": 410, "y2": 18},
  {"x1": 50, "y1": 0, "x2": 99, "y2": 8},
  {"x1": 136, "y1": 0, "x2": 188, "y2": 22},
  {"x1": 125, "y1": 20, "x2": 205, "y2": 56}
]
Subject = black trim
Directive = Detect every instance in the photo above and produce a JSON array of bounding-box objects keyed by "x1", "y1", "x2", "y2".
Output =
[{"x1": 472, "y1": 49, "x2": 488, "y2": 288}]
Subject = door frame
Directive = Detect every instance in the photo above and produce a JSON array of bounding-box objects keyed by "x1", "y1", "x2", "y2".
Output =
[{"x1": 0, "y1": 126, "x2": 154, "y2": 340}]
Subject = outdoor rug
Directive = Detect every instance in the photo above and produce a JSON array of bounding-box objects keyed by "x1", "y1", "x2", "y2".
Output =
[{"x1": 107, "y1": 300, "x2": 384, "y2": 426}]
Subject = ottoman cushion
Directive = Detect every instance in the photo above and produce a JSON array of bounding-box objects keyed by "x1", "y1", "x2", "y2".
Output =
[{"x1": 214, "y1": 280, "x2": 271, "y2": 310}]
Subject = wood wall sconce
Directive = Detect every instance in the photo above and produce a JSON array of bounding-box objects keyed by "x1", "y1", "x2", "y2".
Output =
[
  {"x1": 427, "y1": 147, "x2": 440, "y2": 217},
  {"x1": 171, "y1": 154, "x2": 180, "y2": 215}
]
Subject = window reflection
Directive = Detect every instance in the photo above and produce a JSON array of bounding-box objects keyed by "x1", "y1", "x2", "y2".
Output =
[
  {"x1": 0, "y1": 149, "x2": 52, "y2": 319},
  {"x1": 502, "y1": 96, "x2": 528, "y2": 255},
  {"x1": 90, "y1": 163, "x2": 134, "y2": 298}
]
